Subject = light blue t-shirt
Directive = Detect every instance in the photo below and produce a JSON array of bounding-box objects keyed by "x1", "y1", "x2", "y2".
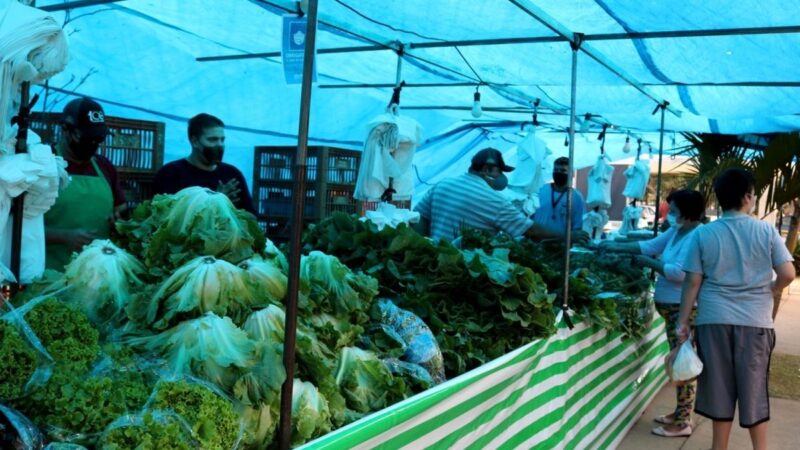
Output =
[
  {"x1": 532, "y1": 183, "x2": 585, "y2": 233},
  {"x1": 683, "y1": 212, "x2": 793, "y2": 328}
]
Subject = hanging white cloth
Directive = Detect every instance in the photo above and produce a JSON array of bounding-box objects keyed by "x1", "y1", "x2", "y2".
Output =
[
  {"x1": 505, "y1": 126, "x2": 551, "y2": 215},
  {"x1": 622, "y1": 159, "x2": 651, "y2": 200},
  {"x1": 586, "y1": 154, "x2": 614, "y2": 209},
  {"x1": 354, "y1": 112, "x2": 423, "y2": 202},
  {"x1": 0, "y1": 1, "x2": 68, "y2": 282},
  {"x1": 0, "y1": 0, "x2": 68, "y2": 155}
]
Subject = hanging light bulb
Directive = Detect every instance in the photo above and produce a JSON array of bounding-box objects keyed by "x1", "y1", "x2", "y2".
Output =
[
  {"x1": 471, "y1": 86, "x2": 482, "y2": 118},
  {"x1": 564, "y1": 130, "x2": 569, "y2": 147},
  {"x1": 622, "y1": 134, "x2": 631, "y2": 153}
]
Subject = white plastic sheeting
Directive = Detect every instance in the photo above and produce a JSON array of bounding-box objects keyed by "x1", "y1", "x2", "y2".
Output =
[{"x1": 10, "y1": 0, "x2": 800, "y2": 192}]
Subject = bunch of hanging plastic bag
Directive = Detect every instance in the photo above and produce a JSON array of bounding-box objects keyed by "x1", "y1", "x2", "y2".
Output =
[
  {"x1": 0, "y1": 404, "x2": 44, "y2": 450},
  {"x1": 665, "y1": 337, "x2": 703, "y2": 382},
  {"x1": 371, "y1": 298, "x2": 446, "y2": 384},
  {"x1": 0, "y1": 299, "x2": 54, "y2": 402}
]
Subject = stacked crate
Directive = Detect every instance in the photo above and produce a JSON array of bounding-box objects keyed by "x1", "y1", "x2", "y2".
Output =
[
  {"x1": 252, "y1": 146, "x2": 360, "y2": 241},
  {"x1": 29, "y1": 112, "x2": 165, "y2": 210}
]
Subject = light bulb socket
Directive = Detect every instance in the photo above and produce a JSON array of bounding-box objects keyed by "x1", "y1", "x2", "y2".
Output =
[{"x1": 473, "y1": 91, "x2": 481, "y2": 102}]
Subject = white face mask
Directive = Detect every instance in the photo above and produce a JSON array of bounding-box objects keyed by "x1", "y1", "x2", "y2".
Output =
[
  {"x1": 667, "y1": 213, "x2": 680, "y2": 228},
  {"x1": 749, "y1": 196, "x2": 757, "y2": 214}
]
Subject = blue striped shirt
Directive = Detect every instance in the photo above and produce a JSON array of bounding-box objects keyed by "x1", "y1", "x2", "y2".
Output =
[{"x1": 414, "y1": 173, "x2": 534, "y2": 242}]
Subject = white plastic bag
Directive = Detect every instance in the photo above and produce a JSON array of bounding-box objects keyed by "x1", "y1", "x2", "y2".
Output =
[{"x1": 667, "y1": 338, "x2": 703, "y2": 381}]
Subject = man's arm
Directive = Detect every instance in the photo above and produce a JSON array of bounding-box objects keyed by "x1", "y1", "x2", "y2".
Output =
[
  {"x1": 677, "y1": 272, "x2": 702, "y2": 342},
  {"x1": 772, "y1": 261, "x2": 795, "y2": 319},
  {"x1": 414, "y1": 216, "x2": 431, "y2": 236}
]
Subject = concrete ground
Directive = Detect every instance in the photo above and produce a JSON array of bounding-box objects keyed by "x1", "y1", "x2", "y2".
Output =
[{"x1": 617, "y1": 280, "x2": 800, "y2": 450}]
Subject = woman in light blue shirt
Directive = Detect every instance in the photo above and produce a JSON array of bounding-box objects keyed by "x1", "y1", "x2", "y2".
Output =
[{"x1": 601, "y1": 189, "x2": 705, "y2": 437}]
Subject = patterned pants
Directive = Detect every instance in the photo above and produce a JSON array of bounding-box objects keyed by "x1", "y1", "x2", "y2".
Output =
[{"x1": 656, "y1": 302, "x2": 697, "y2": 427}]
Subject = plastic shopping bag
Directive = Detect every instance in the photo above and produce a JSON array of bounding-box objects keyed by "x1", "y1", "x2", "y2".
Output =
[{"x1": 666, "y1": 338, "x2": 703, "y2": 382}]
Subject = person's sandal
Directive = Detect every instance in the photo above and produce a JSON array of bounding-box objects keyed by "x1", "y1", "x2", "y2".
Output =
[{"x1": 651, "y1": 425, "x2": 692, "y2": 437}]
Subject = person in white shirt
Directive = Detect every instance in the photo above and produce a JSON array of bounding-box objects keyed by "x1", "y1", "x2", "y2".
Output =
[{"x1": 600, "y1": 189, "x2": 705, "y2": 437}]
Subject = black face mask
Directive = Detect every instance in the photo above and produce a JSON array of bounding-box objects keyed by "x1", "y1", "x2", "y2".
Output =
[
  {"x1": 483, "y1": 173, "x2": 508, "y2": 191},
  {"x1": 69, "y1": 134, "x2": 101, "y2": 161},
  {"x1": 201, "y1": 146, "x2": 224, "y2": 165},
  {"x1": 552, "y1": 172, "x2": 568, "y2": 186}
]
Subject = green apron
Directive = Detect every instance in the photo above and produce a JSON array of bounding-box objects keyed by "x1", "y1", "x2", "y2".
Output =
[{"x1": 44, "y1": 157, "x2": 114, "y2": 270}]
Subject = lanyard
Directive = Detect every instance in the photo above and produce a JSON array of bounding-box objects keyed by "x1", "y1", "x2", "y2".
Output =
[{"x1": 551, "y1": 186, "x2": 567, "y2": 220}]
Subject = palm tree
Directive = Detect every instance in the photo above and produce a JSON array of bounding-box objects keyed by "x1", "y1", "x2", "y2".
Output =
[
  {"x1": 678, "y1": 133, "x2": 754, "y2": 208},
  {"x1": 751, "y1": 132, "x2": 800, "y2": 253}
]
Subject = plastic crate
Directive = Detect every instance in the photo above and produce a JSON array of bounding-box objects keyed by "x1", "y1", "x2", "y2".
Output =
[
  {"x1": 253, "y1": 146, "x2": 318, "y2": 182},
  {"x1": 257, "y1": 216, "x2": 310, "y2": 243},
  {"x1": 119, "y1": 172, "x2": 156, "y2": 211},
  {"x1": 252, "y1": 146, "x2": 361, "y2": 221},
  {"x1": 29, "y1": 112, "x2": 165, "y2": 174},
  {"x1": 360, "y1": 199, "x2": 412, "y2": 216},
  {"x1": 255, "y1": 184, "x2": 315, "y2": 218},
  {"x1": 326, "y1": 189, "x2": 359, "y2": 216}
]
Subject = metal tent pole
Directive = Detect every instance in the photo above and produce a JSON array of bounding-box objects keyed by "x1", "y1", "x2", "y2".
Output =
[
  {"x1": 9, "y1": 82, "x2": 34, "y2": 295},
  {"x1": 277, "y1": 0, "x2": 318, "y2": 448},
  {"x1": 197, "y1": 25, "x2": 800, "y2": 62},
  {"x1": 653, "y1": 102, "x2": 668, "y2": 236},
  {"x1": 561, "y1": 34, "x2": 582, "y2": 319}
]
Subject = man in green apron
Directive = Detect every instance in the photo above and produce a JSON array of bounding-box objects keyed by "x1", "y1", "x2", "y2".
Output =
[{"x1": 44, "y1": 98, "x2": 127, "y2": 270}]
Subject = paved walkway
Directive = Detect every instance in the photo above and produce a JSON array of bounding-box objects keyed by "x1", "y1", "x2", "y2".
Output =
[{"x1": 617, "y1": 280, "x2": 800, "y2": 450}]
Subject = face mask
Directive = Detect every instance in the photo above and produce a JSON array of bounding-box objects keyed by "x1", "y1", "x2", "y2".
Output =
[
  {"x1": 483, "y1": 173, "x2": 508, "y2": 191},
  {"x1": 69, "y1": 133, "x2": 101, "y2": 161},
  {"x1": 667, "y1": 213, "x2": 681, "y2": 228},
  {"x1": 749, "y1": 197, "x2": 757, "y2": 214},
  {"x1": 552, "y1": 172, "x2": 568, "y2": 186},
  {"x1": 201, "y1": 145, "x2": 224, "y2": 165}
]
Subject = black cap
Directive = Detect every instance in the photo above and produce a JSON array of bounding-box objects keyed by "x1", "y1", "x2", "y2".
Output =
[
  {"x1": 62, "y1": 97, "x2": 109, "y2": 141},
  {"x1": 470, "y1": 147, "x2": 514, "y2": 172}
]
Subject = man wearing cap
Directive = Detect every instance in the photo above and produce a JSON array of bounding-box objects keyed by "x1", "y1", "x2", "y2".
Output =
[
  {"x1": 532, "y1": 156, "x2": 585, "y2": 235},
  {"x1": 44, "y1": 97, "x2": 127, "y2": 270},
  {"x1": 152, "y1": 113, "x2": 256, "y2": 214},
  {"x1": 414, "y1": 148, "x2": 589, "y2": 244}
]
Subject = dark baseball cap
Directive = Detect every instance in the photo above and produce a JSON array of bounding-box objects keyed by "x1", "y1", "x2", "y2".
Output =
[
  {"x1": 62, "y1": 97, "x2": 108, "y2": 141},
  {"x1": 470, "y1": 147, "x2": 514, "y2": 172}
]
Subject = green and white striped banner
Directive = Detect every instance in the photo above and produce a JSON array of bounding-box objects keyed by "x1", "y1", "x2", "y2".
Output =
[{"x1": 301, "y1": 313, "x2": 669, "y2": 450}]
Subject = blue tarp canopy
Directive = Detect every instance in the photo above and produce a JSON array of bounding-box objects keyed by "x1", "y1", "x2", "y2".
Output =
[{"x1": 16, "y1": 0, "x2": 800, "y2": 188}]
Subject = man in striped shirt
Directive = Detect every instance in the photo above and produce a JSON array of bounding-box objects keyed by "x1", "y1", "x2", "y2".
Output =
[{"x1": 414, "y1": 148, "x2": 589, "y2": 245}]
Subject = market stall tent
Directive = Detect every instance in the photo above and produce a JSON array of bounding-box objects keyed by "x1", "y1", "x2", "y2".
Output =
[{"x1": 11, "y1": 0, "x2": 800, "y2": 194}]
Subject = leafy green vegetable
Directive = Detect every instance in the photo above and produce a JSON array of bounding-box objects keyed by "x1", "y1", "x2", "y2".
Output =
[
  {"x1": 291, "y1": 379, "x2": 332, "y2": 446},
  {"x1": 127, "y1": 256, "x2": 260, "y2": 330},
  {"x1": 116, "y1": 186, "x2": 265, "y2": 271},
  {"x1": 98, "y1": 411, "x2": 195, "y2": 450},
  {"x1": 240, "y1": 306, "x2": 346, "y2": 427},
  {"x1": 60, "y1": 240, "x2": 147, "y2": 330},
  {"x1": 151, "y1": 380, "x2": 240, "y2": 450},
  {"x1": 334, "y1": 347, "x2": 408, "y2": 414},
  {"x1": 129, "y1": 313, "x2": 257, "y2": 392},
  {"x1": 0, "y1": 321, "x2": 38, "y2": 399},
  {"x1": 239, "y1": 256, "x2": 287, "y2": 304},
  {"x1": 23, "y1": 297, "x2": 100, "y2": 372},
  {"x1": 16, "y1": 370, "x2": 151, "y2": 445}
]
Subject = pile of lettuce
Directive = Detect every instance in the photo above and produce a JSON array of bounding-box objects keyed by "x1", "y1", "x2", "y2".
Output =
[
  {"x1": 303, "y1": 213, "x2": 650, "y2": 376},
  {"x1": 116, "y1": 186, "x2": 265, "y2": 272}
]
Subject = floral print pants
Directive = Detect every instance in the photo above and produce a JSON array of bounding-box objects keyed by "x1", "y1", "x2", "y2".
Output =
[{"x1": 656, "y1": 302, "x2": 697, "y2": 427}]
